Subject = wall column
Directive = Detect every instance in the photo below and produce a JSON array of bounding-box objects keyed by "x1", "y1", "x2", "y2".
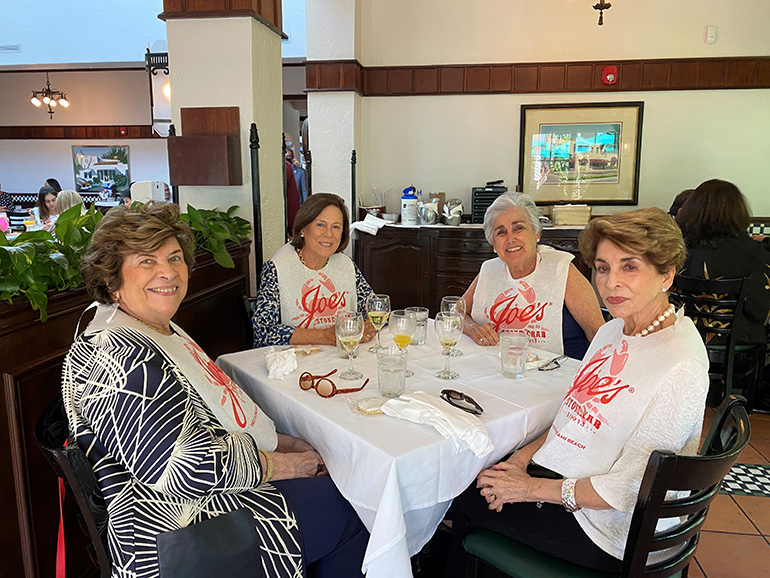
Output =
[{"x1": 162, "y1": 3, "x2": 285, "y2": 291}]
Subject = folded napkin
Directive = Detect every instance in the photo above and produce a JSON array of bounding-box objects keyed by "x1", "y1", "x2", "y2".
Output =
[
  {"x1": 265, "y1": 346, "x2": 297, "y2": 379},
  {"x1": 350, "y1": 213, "x2": 388, "y2": 236},
  {"x1": 381, "y1": 391, "x2": 493, "y2": 458}
]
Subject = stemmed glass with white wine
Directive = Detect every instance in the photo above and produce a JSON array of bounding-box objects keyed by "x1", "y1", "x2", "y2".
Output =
[
  {"x1": 389, "y1": 309, "x2": 417, "y2": 377},
  {"x1": 366, "y1": 293, "x2": 391, "y2": 352},
  {"x1": 434, "y1": 312, "x2": 463, "y2": 380},
  {"x1": 440, "y1": 296, "x2": 466, "y2": 357},
  {"x1": 336, "y1": 312, "x2": 364, "y2": 380}
]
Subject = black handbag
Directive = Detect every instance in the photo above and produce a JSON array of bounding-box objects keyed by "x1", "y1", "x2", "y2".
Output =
[{"x1": 157, "y1": 508, "x2": 263, "y2": 578}]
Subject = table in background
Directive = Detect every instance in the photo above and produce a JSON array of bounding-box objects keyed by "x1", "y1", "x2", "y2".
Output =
[{"x1": 217, "y1": 326, "x2": 578, "y2": 578}]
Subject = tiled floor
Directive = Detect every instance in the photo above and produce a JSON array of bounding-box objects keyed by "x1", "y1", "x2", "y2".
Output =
[{"x1": 692, "y1": 408, "x2": 770, "y2": 578}]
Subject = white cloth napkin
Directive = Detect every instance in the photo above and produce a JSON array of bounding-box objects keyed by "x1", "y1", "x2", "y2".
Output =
[
  {"x1": 350, "y1": 213, "x2": 388, "y2": 236},
  {"x1": 265, "y1": 346, "x2": 298, "y2": 379},
  {"x1": 381, "y1": 391, "x2": 493, "y2": 458}
]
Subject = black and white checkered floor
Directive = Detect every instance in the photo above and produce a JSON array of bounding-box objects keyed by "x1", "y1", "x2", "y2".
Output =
[{"x1": 721, "y1": 464, "x2": 770, "y2": 497}]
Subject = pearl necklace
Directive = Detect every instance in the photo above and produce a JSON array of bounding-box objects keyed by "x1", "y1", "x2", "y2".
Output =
[{"x1": 634, "y1": 304, "x2": 676, "y2": 337}]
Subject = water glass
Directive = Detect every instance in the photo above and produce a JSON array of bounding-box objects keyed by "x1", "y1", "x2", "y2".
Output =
[
  {"x1": 377, "y1": 346, "x2": 407, "y2": 398},
  {"x1": 500, "y1": 330, "x2": 529, "y2": 379},
  {"x1": 440, "y1": 296, "x2": 466, "y2": 357},
  {"x1": 405, "y1": 306, "x2": 429, "y2": 346}
]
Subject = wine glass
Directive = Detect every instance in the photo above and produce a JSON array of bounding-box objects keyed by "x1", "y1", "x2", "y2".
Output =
[
  {"x1": 440, "y1": 296, "x2": 466, "y2": 357},
  {"x1": 434, "y1": 312, "x2": 462, "y2": 380},
  {"x1": 336, "y1": 312, "x2": 364, "y2": 380},
  {"x1": 366, "y1": 293, "x2": 391, "y2": 352},
  {"x1": 389, "y1": 309, "x2": 417, "y2": 377}
]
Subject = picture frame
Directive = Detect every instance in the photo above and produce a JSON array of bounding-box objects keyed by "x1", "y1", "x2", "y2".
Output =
[
  {"x1": 72, "y1": 145, "x2": 130, "y2": 192},
  {"x1": 518, "y1": 102, "x2": 643, "y2": 205}
]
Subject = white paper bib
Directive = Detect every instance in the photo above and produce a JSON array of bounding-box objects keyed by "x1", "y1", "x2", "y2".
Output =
[
  {"x1": 86, "y1": 304, "x2": 278, "y2": 450},
  {"x1": 272, "y1": 243, "x2": 357, "y2": 329},
  {"x1": 471, "y1": 245, "x2": 571, "y2": 355}
]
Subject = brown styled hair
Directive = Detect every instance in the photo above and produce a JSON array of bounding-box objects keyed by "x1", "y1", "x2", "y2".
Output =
[
  {"x1": 579, "y1": 207, "x2": 686, "y2": 275},
  {"x1": 81, "y1": 202, "x2": 195, "y2": 304},
  {"x1": 290, "y1": 193, "x2": 350, "y2": 253},
  {"x1": 37, "y1": 186, "x2": 57, "y2": 221},
  {"x1": 676, "y1": 179, "x2": 750, "y2": 245}
]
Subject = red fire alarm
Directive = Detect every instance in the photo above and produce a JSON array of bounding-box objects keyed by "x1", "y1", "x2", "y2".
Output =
[
  {"x1": 119, "y1": 126, "x2": 128, "y2": 136},
  {"x1": 601, "y1": 66, "x2": 618, "y2": 85}
]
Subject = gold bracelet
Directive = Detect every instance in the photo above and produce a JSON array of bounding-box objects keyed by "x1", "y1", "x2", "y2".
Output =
[{"x1": 259, "y1": 450, "x2": 274, "y2": 483}]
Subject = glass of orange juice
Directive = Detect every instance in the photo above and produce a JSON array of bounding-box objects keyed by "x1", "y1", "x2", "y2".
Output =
[{"x1": 389, "y1": 309, "x2": 417, "y2": 377}]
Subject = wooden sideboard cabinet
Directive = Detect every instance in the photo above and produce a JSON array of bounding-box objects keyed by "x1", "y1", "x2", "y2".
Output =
[{"x1": 354, "y1": 225, "x2": 588, "y2": 316}]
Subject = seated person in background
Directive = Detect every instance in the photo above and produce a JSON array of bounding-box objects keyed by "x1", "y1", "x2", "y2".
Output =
[
  {"x1": 118, "y1": 190, "x2": 132, "y2": 206},
  {"x1": 31, "y1": 186, "x2": 58, "y2": 229},
  {"x1": 461, "y1": 192, "x2": 604, "y2": 359},
  {"x1": 0, "y1": 182, "x2": 13, "y2": 211},
  {"x1": 253, "y1": 193, "x2": 377, "y2": 347},
  {"x1": 55, "y1": 189, "x2": 84, "y2": 214},
  {"x1": 163, "y1": 182, "x2": 171, "y2": 202},
  {"x1": 668, "y1": 188, "x2": 693, "y2": 218},
  {"x1": 64, "y1": 202, "x2": 368, "y2": 578},
  {"x1": 44, "y1": 177, "x2": 62, "y2": 193},
  {"x1": 444, "y1": 208, "x2": 709, "y2": 576},
  {"x1": 677, "y1": 179, "x2": 770, "y2": 348}
]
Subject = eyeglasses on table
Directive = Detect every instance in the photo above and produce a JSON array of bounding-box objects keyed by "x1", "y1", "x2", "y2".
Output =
[
  {"x1": 299, "y1": 369, "x2": 369, "y2": 398},
  {"x1": 440, "y1": 389, "x2": 483, "y2": 415}
]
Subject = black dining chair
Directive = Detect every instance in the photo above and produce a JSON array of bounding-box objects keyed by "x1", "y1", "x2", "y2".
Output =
[
  {"x1": 670, "y1": 275, "x2": 764, "y2": 410},
  {"x1": 462, "y1": 395, "x2": 751, "y2": 578},
  {"x1": 34, "y1": 395, "x2": 111, "y2": 578},
  {"x1": 239, "y1": 294, "x2": 259, "y2": 348},
  {"x1": 7, "y1": 210, "x2": 30, "y2": 231}
]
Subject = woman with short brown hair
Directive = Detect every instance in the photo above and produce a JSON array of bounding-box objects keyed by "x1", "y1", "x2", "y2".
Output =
[{"x1": 65, "y1": 201, "x2": 368, "y2": 578}]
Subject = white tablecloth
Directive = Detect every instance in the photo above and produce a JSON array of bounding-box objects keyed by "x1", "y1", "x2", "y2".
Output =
[{"x1": 217, "y1": 325, "x2": 579, "y2": 578}]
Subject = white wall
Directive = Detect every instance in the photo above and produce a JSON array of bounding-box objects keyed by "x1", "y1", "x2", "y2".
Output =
[
  {"x1": 351, "y1": 0, "x2": 770, "y2": 216},
  {"x1": 360, "y1": 0, "x2": 770, "y2": 65},
  {"x1": 281, "y1": 0, "x2": 308, "y2": 58},
  {"x1": 0, "y1": 139, "x2": 168, "y2": 193},
  {"x1": 362, "y1": 90, "x2": 770, "y2": 217}
]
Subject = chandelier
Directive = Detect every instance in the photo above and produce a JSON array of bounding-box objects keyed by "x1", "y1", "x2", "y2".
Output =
[{"x1": 30, "y1": 72, "x2": 69, "y2": 118}]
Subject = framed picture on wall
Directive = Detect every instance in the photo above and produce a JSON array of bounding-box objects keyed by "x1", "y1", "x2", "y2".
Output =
[
  {"x1": 72, "y1": 145, "x2": 130, "y2": 192},
  {"x1": 518, "y1": 102, "x2": 643, "y2": 205}
]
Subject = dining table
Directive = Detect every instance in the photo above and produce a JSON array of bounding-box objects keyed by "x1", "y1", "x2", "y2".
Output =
[{"x1": 217, "y1": 324, "x2": 580, "y2": 578}]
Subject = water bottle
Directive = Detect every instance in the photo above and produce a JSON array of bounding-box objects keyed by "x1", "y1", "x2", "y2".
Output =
[{"x1": 400, "y1": 186, "x2": 418, "y2": 226}]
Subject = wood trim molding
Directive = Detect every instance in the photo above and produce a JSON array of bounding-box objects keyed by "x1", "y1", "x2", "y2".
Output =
[
  {"x1": 306, "y1": 57, "x2": 770, "y2": 96},
  {"x1": 160, "y1": 0, "x2": 286, "y2": 39},
  {"x1": 0, "y1": 125, "x2": 158, "y2": 140}
]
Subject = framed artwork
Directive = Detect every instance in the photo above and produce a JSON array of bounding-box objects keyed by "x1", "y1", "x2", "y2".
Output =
[
  {"x1": 72, "y1": 145, "x2": 130, "y2": 192},
  {"x1": 518, "y1": 102, "x2": 643, "y2": 205}
]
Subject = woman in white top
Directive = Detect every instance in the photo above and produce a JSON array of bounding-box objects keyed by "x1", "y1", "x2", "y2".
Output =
[
  {"x1": 461, "y1": 192, "x2": 604, "y2": 359},
  {"x1": 444, "y1": 208, "x2": 709, "y2": 574},
  {"x1": 31, "y1": 186, "x2": 58, "y2": 229}
]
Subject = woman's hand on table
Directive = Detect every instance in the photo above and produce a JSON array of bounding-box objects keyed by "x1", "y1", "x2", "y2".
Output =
[
  {"x1": 275, "y1": 434, "x2": 329, "y2": 476},
  {"x1": 469, "y1": 323, "x2": 499, "y2": 346},
  {"x1": 361, "y1": 320, "x2": 376, "y2": 343}
]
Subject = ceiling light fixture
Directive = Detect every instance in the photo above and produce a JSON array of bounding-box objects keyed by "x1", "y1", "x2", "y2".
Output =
[
  {"x1": 30, "y1": 72, "x2": 69, "y2": 118},
  {"x1": 592, "y1": 0, "x2": 611, "y2": 25}
]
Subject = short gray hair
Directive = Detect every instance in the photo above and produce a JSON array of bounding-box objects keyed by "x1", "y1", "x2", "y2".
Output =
[{"x1": 482, "y1": 192, "x2": 542, "y2": 244}]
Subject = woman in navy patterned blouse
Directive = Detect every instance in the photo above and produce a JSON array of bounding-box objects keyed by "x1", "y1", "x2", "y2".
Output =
[{"x1": 253, "y1": 193, "x2": 377, "y2": 347}]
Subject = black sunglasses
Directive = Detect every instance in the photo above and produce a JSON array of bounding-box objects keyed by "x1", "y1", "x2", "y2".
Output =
[{"x1": 440, "y1": 389, "x2": 483, "y2": 415}]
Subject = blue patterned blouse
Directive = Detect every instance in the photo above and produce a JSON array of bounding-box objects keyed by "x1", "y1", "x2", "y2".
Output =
[{"x1": 252, "y1": 258, "x2": 375, "y2": 348}]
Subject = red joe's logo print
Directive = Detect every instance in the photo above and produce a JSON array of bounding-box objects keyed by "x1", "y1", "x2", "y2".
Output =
[
  {"x1": 183, "y1": 338, "x2": 258, "y2": 429},
  {"x1": 561, "y1": 341, "x2": 632, "y2": 434},
  {"x1": 485, "y1": 282, "x2": 551, "y2": 340},
  {"x1": 293, "y1": 273, "x2": 348, "y2": 328}
]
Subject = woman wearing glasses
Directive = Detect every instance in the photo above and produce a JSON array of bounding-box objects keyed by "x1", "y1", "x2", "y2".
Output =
[
  {"x1": 252, "y1": 193, "x2": 377, "y2": 347},
  {"x1": 460, "y1": 192, "x2": 604, "y2": 359},
  {"x1": 444, "y1": 209, "x2": 709, "y2": 575},
  {"x1": 63, "y1": 202, "x2": 367, "y2": 578}
]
